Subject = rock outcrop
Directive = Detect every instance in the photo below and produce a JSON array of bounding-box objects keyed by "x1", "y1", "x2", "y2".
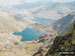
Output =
[
  {"x1": 45, "y1": 21, "x2": 75, "y2": 56},
  {"x1": 33, "y1": 19, "x2": 75, "y2": 56},
  {"x1": 53, "y1": 11, "x2": 75, "y2": 34}
]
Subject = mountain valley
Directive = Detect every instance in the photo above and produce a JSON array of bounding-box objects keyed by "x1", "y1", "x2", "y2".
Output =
[{"x1": 0, "y1": 0, "x2": 75, "y2": 56}]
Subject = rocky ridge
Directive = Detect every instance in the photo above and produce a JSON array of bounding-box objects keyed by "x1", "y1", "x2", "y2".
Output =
[{"x1": 33, "y1": 17, "x2": 75, "y2": 56}]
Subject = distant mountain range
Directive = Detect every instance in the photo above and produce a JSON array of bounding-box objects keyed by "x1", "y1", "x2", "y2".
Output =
[
  {"x1": 0, "y1": 0, "x2": 75, "y2": 20},
  {"x1": 11, "y1": 1, "x2": 75, "y2": 20}
]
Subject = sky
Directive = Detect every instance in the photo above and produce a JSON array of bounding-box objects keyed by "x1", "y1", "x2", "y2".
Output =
[
  {"x1": 0, "y1": 0, "x2": 74, "y2": 7},
  {"x1": 25, "y1": 0, "x2": 75, "y2": 3},
  {"x1": 50, "y1": 0, "x2": 75, "y2": 2}
]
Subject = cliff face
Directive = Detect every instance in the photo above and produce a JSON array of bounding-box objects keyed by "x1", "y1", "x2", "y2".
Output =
[
  {"x1": 45, "y1": 21, "x2": 75, "y2": 56},
  {"x1": 33, "y1": 21, "x2": 75, "y2": 56},
  {"x1": 53, "y1": 11, "x2": 75, "y2": 34},
  {"x1": 32, "y1": 34, "x2": 57, "y2": 56}
]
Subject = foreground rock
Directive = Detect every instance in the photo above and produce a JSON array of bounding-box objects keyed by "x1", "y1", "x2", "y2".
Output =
[{"x1": 33, "y1": 20, "x2": 75, "y2": 56}]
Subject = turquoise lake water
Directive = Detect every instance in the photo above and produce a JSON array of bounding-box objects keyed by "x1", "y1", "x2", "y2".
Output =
[
  {"x1": 13, "y1": 28, "x2": 44, "y2": 41},
  {"x1": 14, "y1": 14, "x2": 55, "y2": 24},
  {"x1": 13, "y1": 14, "x2": 55, "y2": 41},
  {"x1": 25, "y1": 16, "x2": 55, "y2": 24}
]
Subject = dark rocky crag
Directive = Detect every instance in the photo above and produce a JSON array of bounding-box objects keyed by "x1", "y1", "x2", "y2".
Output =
[
  {"x1": 45, "y1": 21, "x2": 75, "y2": 56},
  {"x1": 33, "y1": 20, "x2": 75, "y2": 56}
]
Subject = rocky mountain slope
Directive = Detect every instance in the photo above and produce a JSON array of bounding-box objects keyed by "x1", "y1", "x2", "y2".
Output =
[
  {"x1": 0, "y1": 11, "x2": 26, "y2": 33},
  {"x1": 0, "y1": 10, "x2": 56, "y2": 56},
  {"x1": 0, "y1": 11, "x2": 31, "y2": 56},
  {"x1": 0, "y1": 10, "x2": 57, "y2": 56},
  {"x1": 53, "y1": 11, "x2": 75, "y2": 34},
  {"x1": 0, "y1": 3, "x2": 75, "y2": 56},
  {"x1": 46, "y1": 21, "x2": 75, "y2": 56},
  {"x1": 32, "y1": 13, "x2": 75, "y2": 56},
  {"x1": 30, "y1": 11, "x2": 75, "y2": 35}
]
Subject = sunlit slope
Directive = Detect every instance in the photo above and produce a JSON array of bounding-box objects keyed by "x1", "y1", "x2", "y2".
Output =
[
  {"x1": 0, "y1": 11, "x2": 26, "y2": 34},
  {"x1": 0, "y1": 11, "x2": 31, "y2": 56}
]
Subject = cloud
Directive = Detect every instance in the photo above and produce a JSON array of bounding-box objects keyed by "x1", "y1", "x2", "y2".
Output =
[
  {"x1": 50, "y1": 0, "x2": 75, "y2": 2},
  {"x1": 23, "y1": 0, "x2": 75, "y2": 3},
  {"x1": 24, "y1": 0, "x2": 40, "y2": 3},
  {"x1": 0, "y1": 0, "x2": 24, "y2": 7},
  {"x1": 0, "y1": 0, "x2": 74, "y2": 7}
]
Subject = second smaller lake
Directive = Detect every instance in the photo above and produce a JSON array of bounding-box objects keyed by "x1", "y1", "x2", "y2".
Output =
[
  {"x1": 13, "y1": 28, "x2": 45, "y2": 41},
  {"x1": 14, "y1": 14, "x2": 55, "y2": 24}
]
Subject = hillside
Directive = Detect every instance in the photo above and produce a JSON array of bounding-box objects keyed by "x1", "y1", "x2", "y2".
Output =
[
  {"x1": 46, "y1": 21, "x2": 75, "y2": 56},
  {"x1": 0, "y1": 11, "x2": 31, "y2": 56},
  {"x1": 0, "y1": 1, "x2": 75, "y2": 56},
  {"x1": 53, "y1": 11, "x2": 75, "y2": 34},
  {"x1": 33, "y1": 17, "x2": 75, "y2": 56},
  {"x1": 29, "y1": 11, "x2": 75, "y2": 35},
  {"x1": 0, "y1": 11, "x2": 56, "y2": 56},
  {"x1": 0, "y1": 11, "x2": 26, "y2": 33}
]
